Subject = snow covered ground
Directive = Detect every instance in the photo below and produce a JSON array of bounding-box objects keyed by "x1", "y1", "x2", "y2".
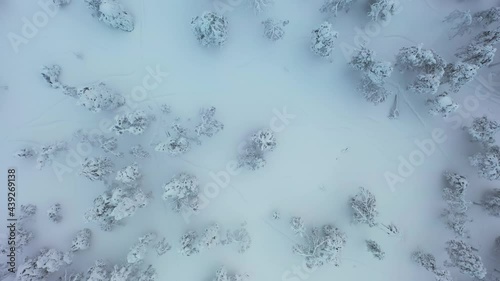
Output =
[{"x1": 1, "y1": 0, "x2": 500, "y2": 280}]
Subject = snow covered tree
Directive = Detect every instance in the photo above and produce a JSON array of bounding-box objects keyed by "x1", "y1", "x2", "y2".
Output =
[
  {"x1": 154, "y1": 237, "x2": 171, "y2": 256},
  {"x1": 197, "y1": 223, "x2": 221, "y2": 252},
  {"x1": 111, "y1": 110, "x2": 151, "y2": 136},
  {"x1": 456, "y1": 43, "x2": 496, "y2": 68},
  {"x1": 84, "y1": 186, "x2": 150, "y2": 231},
  {"x1": 129, "y1": 144, "x2": 150, "y2": 159},
  {"x1": 14, "y1": 147, "x2": 36, "y2": 159},
  {"x1": 80, "y1": 156, "x2": 114, "y2": 181},
  {"x1": 191, "y1": 12, "x2": 228, "y2": 47},
  {"x1": 115, "y1": 163, "x2": 141, "y2": 185},
  {"x1": 249, "y1": 0, "x2": 273, "y2": 14},
  {"x1": 426, "y1": 92, "x2": 459, "y2": 118},
  {"x1": 223, "y1": 223, "x2": 252, "y2": 254},
  {"x1": 238, "y1": 129, "x2": 277, "y2": 170},
  {"x1": 41, "y1": 65, "x2": 62, "y2": 89},
  {"x1": 290, "y1": 217, "x2": 306, "y2": 237},
  {"x1": 368, "y1": 0, "x2": 399, "y2": 23},
  {"x1": 350, "y1": 47, "x2": 393, "y2": 104},
  {"x1": 47, "y1": 203, "x2": 62, "y2": 223},
  {"x1": 443, "y1": 10, "x2": 473, "y2": 38},
  {"x1": 470, "y1": 145, "x2": 500, "y2": 180},
  {"x1": 74, "y1": 130, "x2": 123, "y2": 157},
  {"x1": 71, "y1": 228, "x2": 92, "y2": 252},
  {"x1": 127, "y1": 233, "x2": 157, "y2": 264},
  {"x1": 311, "y1": 22, "x2": 338, "y2": 59},
  {"x1": 262, "y1": 18, "x2": 289, "y2": 41},
  {"x1": 179, "y1": 230, "x2": 199, "y2": 256},
  {"x1": 195, "y1": 107, "x2": 224, "y2": 138},
  {"x1": 76, "y1": 83, "x2": 125, "y2": 113},
  {"x1": 271, "y1": 210, "x2": 281, "y2": 220},
  {"x1": 211, "y1": 266, "x2": 249, "y2": 281},
  {"x1": 162, "y1": 173, "x2": 200, "y2": 213},
  {"x1": 442, "y1": 208, "x2": 469, "y2": 238},
  {"x1": 16, "y1": 248, "x2": 72, "y2": 281},
  {"x1": 412, "y1": 250, "x2": 453, "y2": 281},
  {"x1": 366, "y1": 240, "x2": 385, "y2": 260},
  {"x1": 443, "y1": 172, "x2": 470, "y2": 212},
  {"x1": 292, "y1": 224, "x2": 347, "y2": 269},
  {"x1": 86, "y1": 260, "x2": 109, "y2": 281},
  {"x1": 442, "y1": 62, "x2": 479, "y2": 93},
  {"x1": 446, "y1": 239, "x2": 487, "y2": 279},
  {"x1": 467, "y1": 116, "x2": 500, "y2": 145},
  {"x1": 320, "y1": 0, "x2": 356, "y2": 16},
  {"x1": 480, "y1": 188, "x2": 500, "y2": 217},
  {"x1": 351, "y1": 187, "x2": 379, "y2": 227},
  {"x1": 84, "y1": 0, "x2": 134, "y2": 32}
]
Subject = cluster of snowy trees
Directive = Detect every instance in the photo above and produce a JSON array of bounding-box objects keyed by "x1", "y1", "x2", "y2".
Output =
[
  {"x1": 162, "y1": 173, "x2": 200, "y2": 213},
  {"x1": 41, "y1": 65, "x2": 125, "y2": 113},
  {"x1": 179, "y1": 223, "x2": 251, "y2": 256},
  {"x1": 14, "y1": 141, "x2": 67, "y2": 170},
  {"x1": 155, "y1": 107, "x2": 224, "y2": 156},
  {"x1": 467, "y1": 116, "x2": 500, "y2": 180},
  {"x1": 84, "y1": 183, "x2": 151, "y2": 231},
  {"x1": 289, "y1": 219, "x2": 347, "y2": 269}
]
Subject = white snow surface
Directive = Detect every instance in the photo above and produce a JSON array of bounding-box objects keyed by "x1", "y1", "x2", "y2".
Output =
[{"x1": 1, "y1": 0, "x2": 500, "y2": 280}]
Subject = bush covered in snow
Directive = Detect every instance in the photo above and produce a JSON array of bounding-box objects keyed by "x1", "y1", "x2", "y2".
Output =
[
  {"x1": 262, "y1": 18, "x2": 289, "y2": 41},
  {"x1": 426, "y1": 92, "x2": 459, "y2": 118},
  {"x1": 76, "y1": 83, "x2": 125, "y2": 113},
  {"x1": 368, "y1": 0, "x2": 399, "y2": 23},
  {"x1": 80, "y1": 156, "x2": 114, "y2": 182},
  {"x1": 350, "y1": 187, "x2": 379, "y2": 227},
  {"x1": 292, "y1": 224, "x2": 347, "y2": 269},
  {"x1": 111, "y1": 110, "x2": 152, "y2": 136},
  {"x1": 14, "y1": 141, "x2": 68, "y2": 170},
  {"x1": 191, "y1": 12, "x2": 228, "y2": 47},
  {"x1": 71, "y1": 228, "x2": 92, "y2": 252},
  {"x1": 84, "y1": 0, "x2": 135, "y2": 32},
  {"x1": 412, "y1": 250, "x2": 453, "y2": 281},
  {"x1": 115, "y1": 163, "x2": 141, "y2": 186},
  {"x1": 84, "y1": 185, "x2": 151, "y2": 231},
  {"x1": 127, "y1": 233, "x2": 157, "y2": 264},
  {"x1": 320, "y1": 0, "x2": 356, "y2": 16},
  {"x1": 47, "y1": 203, "x2": 62, "y2": 223},
  {"x1": 366, "y1": 240, "x2": 385, "y2": 260}
]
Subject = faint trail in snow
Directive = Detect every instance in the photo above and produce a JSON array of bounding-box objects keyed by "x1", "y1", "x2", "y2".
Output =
[{"x1": 382, "y1": 35, "x2": 419, "y2": 44}]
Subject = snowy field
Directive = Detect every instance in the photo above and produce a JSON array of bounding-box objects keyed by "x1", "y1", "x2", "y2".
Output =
[{"x1": 1, "y1": 0, "x2": 500, "y2": 280}]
